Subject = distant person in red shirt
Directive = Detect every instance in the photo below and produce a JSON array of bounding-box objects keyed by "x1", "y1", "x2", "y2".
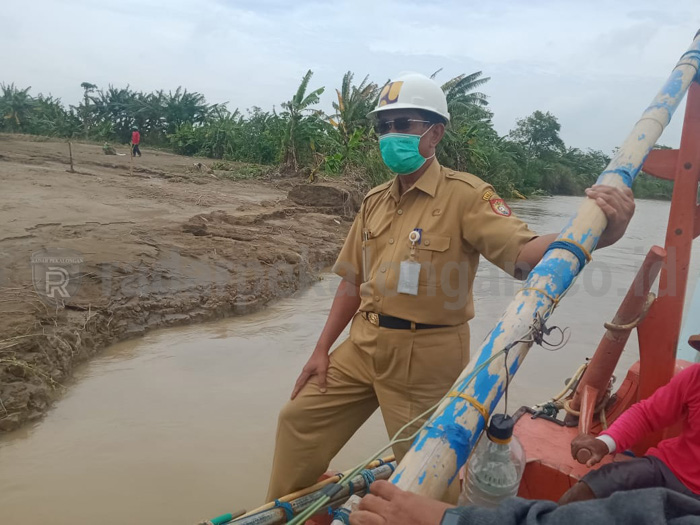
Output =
[
  {"x1": 561, "y1": 364, "x2": 700, "y2": 504},
  {"x1": 131, "y1": 127, "x2": 141, "y2": 157}
]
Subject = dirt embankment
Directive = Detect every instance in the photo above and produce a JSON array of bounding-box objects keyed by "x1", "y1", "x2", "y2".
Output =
[{"x1": 0, "y1": 135, "x2": 361, "y2": 432}]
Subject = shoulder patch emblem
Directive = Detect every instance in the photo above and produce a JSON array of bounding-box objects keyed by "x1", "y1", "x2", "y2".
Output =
[
  {"x1": 489, "y1": 198, "x2": 512, "y2": 217},
  {"x1": 482, "y1": 189, "x2": 496, "y2": 201}
]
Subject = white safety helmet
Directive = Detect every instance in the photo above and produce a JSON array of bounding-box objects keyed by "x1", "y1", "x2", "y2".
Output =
[{"x1": 369, "y1": 72, "x2": 450, "y2": 122}]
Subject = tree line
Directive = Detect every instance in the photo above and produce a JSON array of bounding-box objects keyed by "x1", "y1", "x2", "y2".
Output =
[{"x1": 0, "y1": 73, "x2": 672, "y2": 198}]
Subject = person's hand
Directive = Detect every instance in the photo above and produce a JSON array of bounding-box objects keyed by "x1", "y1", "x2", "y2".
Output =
[
  {"x1": 586, "y1": 185, "x2": 635, "y2": 248},
  {"x1": 290, "y1": 350, "x2": 329, "y2": 400},
  {"x1": 349, "y1": 480, "x2": 453, "y2": 525},
  {"x1": 571, "y1": 433, "x2": 610, "y2": 467}
]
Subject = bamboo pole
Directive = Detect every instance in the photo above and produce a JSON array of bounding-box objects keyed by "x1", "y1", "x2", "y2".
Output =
[
  {"x1": 390, "y1": 30, "x2": 700, "y2": 499},
  {"x1": 238, "y1": 456, "x2": 394, "y2": 519},
  {"x1": 224, "y1": 463, "x2": 396, "y2": 525},
  {"x1": 129, "y1": 143, "x2": 134, "y2": 177}
]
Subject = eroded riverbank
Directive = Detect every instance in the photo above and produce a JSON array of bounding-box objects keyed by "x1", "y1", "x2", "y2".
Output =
[{"x1": 0, "y1": 134, "x2": 359, "y2": 431}]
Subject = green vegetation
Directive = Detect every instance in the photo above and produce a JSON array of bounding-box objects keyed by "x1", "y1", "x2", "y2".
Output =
[{"x1": 0, "y1": 75, "x2": 673, "y2": 199}]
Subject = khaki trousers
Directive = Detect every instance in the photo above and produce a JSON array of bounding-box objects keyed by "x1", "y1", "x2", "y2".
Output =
[{"x1": 266, "y1": 312, "x2": 470, "y2": 502}]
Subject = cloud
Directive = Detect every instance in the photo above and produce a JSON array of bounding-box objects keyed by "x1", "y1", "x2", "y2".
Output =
[{"x1": 2, "y1": 0, "x2": 699, "y2": 152}]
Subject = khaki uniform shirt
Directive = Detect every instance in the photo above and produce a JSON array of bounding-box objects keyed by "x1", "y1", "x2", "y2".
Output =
[{"x1": 332, "y1": 160, "x2": 537, "y2": 326}]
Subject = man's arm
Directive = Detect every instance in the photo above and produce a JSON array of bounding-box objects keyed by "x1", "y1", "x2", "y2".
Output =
[
  {"x1": 291, "y1": 195, "x2": 366, "y2": 399},
  {"x1": 512, "y1": 233, "x2": 557, "y2": 280},
  {"x1": 349, "y1": 481, "x2": 700, "y2": 525},
  {"x1": 570, "y1": 365, "x2": 697, "y2": 466},
  {"x1": 597, "y1": 365, "x2": 695, "y2": 452},
  {"x1": 290, "y1": 278, "x2": 360, "y2": 399},
  {"x1": 448, "y1": 487, "x2": 700, "y2": 525}
]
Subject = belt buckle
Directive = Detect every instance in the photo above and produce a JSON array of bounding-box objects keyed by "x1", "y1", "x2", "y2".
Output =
[{"x1": 367, "y1": 312, "x2": 379, "y2": 326}]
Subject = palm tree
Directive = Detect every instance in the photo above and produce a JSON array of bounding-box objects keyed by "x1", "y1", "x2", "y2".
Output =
[
  {"x1": 431, "y1": 71, "x2": 492, "y2": 173},
  {"x1": 88, "y1": 85, "x2": 139, "y2": 142},
  {"x1": 433, "y1": 70, "x2": 490, "y2": 126},
  {"x1": 80, "y1": 82, "x2": 97, "y2": 138},
  {"x1": 281, "y1": 70, "x2": 325, "y2": 170},
  {"x1": 331, "y1": 71, "x2": 379, "y2": 146},
  {"x1": 129, "y1": 90, "x2": 164, "y2": 137},
  {"x1": 32, "y1": 94, "x2": 81, "y2": 137},
  {"x1": 0, "y1": 83, "x2": 34, "y2": 132},
  {"x1": 161, "y1": 87, "x2": 215, "y2": 135}
]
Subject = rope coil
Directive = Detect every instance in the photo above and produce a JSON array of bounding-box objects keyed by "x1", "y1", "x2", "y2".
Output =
[
  {"x1": 274, "y1": 499, "x2": 295, "y2": 522},
  {"x1": 359, "y1": 469, "x2": 376, "y2": 488},
  {"x1": 545, "y1": 239, "x2": 593, "y2": 272},
  {"x1": 604, "y1": 293, "x2": 655, "y2": 332},
  {"x1": 332, "y1": 508, "x2": 351, "y2": 525}
]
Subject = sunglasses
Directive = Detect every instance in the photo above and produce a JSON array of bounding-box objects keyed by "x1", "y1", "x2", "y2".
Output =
[{"x1": 374, "y1": 118, "x2": 432, "y2": 135}]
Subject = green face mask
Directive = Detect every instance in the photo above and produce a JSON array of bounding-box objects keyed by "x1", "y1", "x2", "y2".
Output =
[{"x1": 379, "y1": 126, "x2": 434, "y2": 175}]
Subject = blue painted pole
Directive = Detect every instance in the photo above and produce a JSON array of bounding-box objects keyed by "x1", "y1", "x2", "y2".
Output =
[{"x1": 391, "y1": 31, "x2": 700, "y2": 498}]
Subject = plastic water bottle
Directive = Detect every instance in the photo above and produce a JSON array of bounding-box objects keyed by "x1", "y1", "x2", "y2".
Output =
[{"x1": 458, "y1": 414, "x2": 525, "y2": 507}]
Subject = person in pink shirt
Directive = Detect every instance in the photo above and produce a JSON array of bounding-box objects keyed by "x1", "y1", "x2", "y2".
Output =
[
  {"x1": 131, "y1": 127, "x2": 141, "y2": 157},
  {"x1": 560, "y1": 364, "x2": 700, "y2": 504}
]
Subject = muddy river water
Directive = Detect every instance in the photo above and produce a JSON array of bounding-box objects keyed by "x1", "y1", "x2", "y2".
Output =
[{"x1": 1, "y1": 196, "x2": 699, "y2": 524}]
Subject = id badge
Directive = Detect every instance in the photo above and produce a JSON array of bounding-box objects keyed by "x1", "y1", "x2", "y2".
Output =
[{"x1": 397, "y1": 260, "x2": 421, "y2": 295}]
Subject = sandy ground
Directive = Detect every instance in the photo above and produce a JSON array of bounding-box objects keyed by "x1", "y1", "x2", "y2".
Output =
[{"x1": 0, "y1": 134, "x2": 358, "y2": 431}]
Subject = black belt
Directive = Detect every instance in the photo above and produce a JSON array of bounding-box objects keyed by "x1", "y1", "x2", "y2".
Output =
[{"x1": 362, "y1": 312, "x2": 449, "y2": 330}]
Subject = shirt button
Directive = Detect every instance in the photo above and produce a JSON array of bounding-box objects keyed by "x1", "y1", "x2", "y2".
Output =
[
  {"x1": 397, "y1": 209, "x2": 403, "y2": 215},
  {"x1": 389, "y1": 238, "x2": 394, "y2": 244},
  {"x1": 374, "y1": 296, "x2": 380, "y2": 301},
  {"x1": 380, "y1": 266, "x2": 387, "y2": 273},
  {"x1": 424, "y1": 240, "x2": 431, "y2": 246}
]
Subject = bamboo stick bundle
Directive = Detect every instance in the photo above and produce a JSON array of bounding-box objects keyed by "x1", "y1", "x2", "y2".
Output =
[
  {"x1": 237, "y1": 456, "x2": 393, "y2": 520},
  {"x1": 216, "y1": 462, "x2": 396, "y2": 525},
  {"x1": 390, "y1": 30, "x2": 700, "y2": 499}
]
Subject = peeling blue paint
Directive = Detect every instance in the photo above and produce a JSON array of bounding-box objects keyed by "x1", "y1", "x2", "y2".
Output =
[
  {"x1": 412, "y1": 386, "x2": 486, "y2": 483},
  {"x1": 474, "y1": 324, "x2": 504, "y2": 367},
  {"x1": 597, "y1": 167, "x2": 636, "y2": 188},
  {"x1": 418, "y1": 472, "x2": 426, "y2": 485},
  {"x1": 527, "y1": 254, "x2": 576, "y2": 298},
  {"x1": 579, "y1": 228, "x2": 594, "y2": 245},
  {"x1": 638, "y1": 133, "x2": 646, "y2": 141},
  {"x1": 509, "y1": 356, "x2": 521, "y2": 375},
  {"x1": 663, "y1": 68, "x2": 684, "y2": 98}
]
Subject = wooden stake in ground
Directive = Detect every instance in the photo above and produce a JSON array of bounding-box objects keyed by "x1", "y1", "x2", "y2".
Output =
[
  {"x1": 67, "y1": 141, "x2": 75, "y2": 173},
  {"x1": 129, "y1": 143, "x2": 133, "y2": 177}
]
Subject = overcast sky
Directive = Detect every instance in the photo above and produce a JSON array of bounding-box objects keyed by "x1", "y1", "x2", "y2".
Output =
[{"x1": 4, "y1": 1, "x2": 699, "y2": 153}]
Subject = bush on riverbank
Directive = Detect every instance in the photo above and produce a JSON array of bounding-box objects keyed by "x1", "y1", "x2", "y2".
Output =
[{"x1": 0, "y1": 78, "x2": 675, "y2": 199}]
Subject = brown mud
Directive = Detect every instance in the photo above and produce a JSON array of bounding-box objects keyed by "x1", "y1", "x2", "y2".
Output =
[{"x1": 0, "y1": 134, "x2": 359, "y2": 432}]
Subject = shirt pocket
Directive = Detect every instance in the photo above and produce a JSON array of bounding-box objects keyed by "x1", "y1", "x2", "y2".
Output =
[
  {"x1": 361, "y1": 236, "x2": 377, "y2": 282},
  {"x1": 415, "y1": 234, "x2": 451, "y2": 285}
]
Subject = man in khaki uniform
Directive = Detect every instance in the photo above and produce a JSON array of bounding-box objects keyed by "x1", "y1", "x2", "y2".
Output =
[{"x1": 266, "y1": 73, "x2": 635, "y2": 501}]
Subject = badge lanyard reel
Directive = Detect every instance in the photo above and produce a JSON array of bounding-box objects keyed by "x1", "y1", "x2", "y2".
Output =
[{"x1": 398, "y1": 229, "x2": 421, "y2": 295}]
